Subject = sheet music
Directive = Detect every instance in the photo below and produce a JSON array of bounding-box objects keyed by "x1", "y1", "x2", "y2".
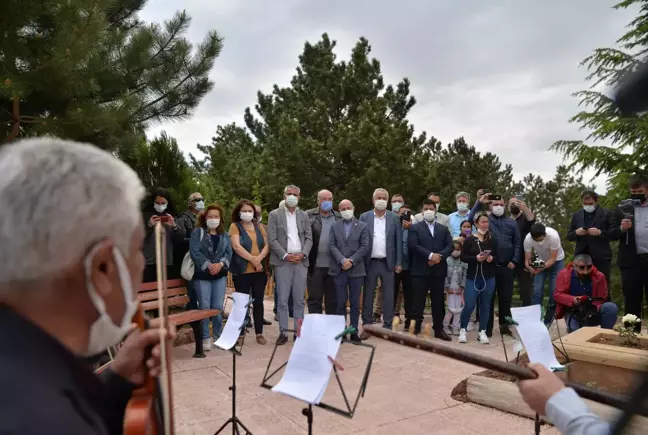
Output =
[
  {"x1": 511, "y1": 305, "x2": 564, "y2": 371},
  {"x1": 272, "y1": 314, "x2": 345, "y2": 404},
  {"x1": 214, "y1": 292, "x2": 250, "y2": 350}
]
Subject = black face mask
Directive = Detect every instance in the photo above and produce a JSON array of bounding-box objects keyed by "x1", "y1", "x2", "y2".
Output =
[
  {"x1": 510, "y1": 205, "x2": 520, "y2": 215},
  {"x1": 631, "y1": 193, "x2": 646, "y2": 202}
]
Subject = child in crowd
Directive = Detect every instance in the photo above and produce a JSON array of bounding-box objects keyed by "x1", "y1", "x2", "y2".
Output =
[{"x1": 444, "y1": 238, "x2": 468, "y2": 335}]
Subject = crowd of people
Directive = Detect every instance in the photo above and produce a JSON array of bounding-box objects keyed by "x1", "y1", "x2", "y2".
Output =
[{"x1": 149, "y1": 176, "x2": 648, "y2": 349}]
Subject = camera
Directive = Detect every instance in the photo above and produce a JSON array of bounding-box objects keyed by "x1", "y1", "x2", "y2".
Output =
[
  {"x1": 570, "y1": 296, "x2": 605, "y2": 324},
  {"x1": 531, "y1": 254, "x2": 545, "y2": 270},
  {"x1": 619, "y1": 199, "x2": 637, "y2": 219}
]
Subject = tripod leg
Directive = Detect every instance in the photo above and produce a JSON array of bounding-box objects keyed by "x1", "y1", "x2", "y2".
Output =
[{"x1": 213, "y1": 418, "x2": 233, "y2": 435}]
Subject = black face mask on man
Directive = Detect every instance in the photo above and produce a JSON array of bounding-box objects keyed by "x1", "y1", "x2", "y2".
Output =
[{"x1": 510, "y1": 205, "x2": 520, "y2": 215}]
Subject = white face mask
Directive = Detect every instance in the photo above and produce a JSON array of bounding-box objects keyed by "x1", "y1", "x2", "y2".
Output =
[
  {"x1": 154, "y1": 203, "x2": 167, "y2": 213},
  {"x1": 583, "y1": 205, "x2": 596, "y2": 213},
  {"x1": 341, "y1": 209, "x2": 354, "y2": 220},
  {"x1": 491, "y1": 205, "x2": 504, "y2": 217},
  {"x1": 285, "y1": 195, "x2": 299, "y2": 208},
  {"x1": 240, "y1": 211, "x2": 254, "y2": 222},
  {"x1": 536, "y1": 239, "x2": 545, "y2": 246},
  {"x1": 391, "y1": 202, "x2": 403, "y2": 212},
  {"x1": 457, "y1": 202, "x2": 469, "y2": 212},
  {"x1": 374, "y1": 199, "x2": 387, "y2": 211},
  {"x1": 452, "y1": 250, "x2": 461, "y2": 258},
  {"x1": 206, "y1": 218, "x2": 220, "y2": 229},
  {"x1": 194, "y1": 200, "x2": 205, "y2": 211},
  {"x1": 84, "y1": 246, "x2": 138, "y2": 357},
  {"x1": 477, "y1": 228, "x2": 488, "y2": 235},
  {"x1": 423, "y1": 210, "x2": 436, "y2": 222}
]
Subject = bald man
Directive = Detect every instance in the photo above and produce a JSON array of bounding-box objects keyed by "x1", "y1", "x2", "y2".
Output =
[
  {"x1": 328, "y1": 200, "x2": 369, "y2": 342},
  {"x1": 306, "y1": 189, "x2": 341, "y2": 315}
]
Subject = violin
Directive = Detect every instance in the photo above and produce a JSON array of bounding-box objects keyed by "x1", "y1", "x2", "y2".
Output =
[{"x1": 123, "y1": 222, "x2": 175, "y2": 435}]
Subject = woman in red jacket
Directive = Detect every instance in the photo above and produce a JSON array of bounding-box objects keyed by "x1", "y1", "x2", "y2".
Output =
[{"x1": 553, "y1": 254, "x2": 618, "y2": 332}]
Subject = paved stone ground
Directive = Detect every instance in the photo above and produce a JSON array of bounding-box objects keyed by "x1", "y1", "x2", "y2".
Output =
[{"x1": 173, "y1": 300, "x2": 563, "y2": 435}]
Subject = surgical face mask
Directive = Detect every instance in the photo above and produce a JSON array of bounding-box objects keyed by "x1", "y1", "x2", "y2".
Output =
[
  {"x1": 391, "y1": 202, "x2": 403, "y2": 212},
  {"x1": 206, "y1": 218, "x2": 220, "y2": 229},
  {"x1": 457, "y1": 202, "x2": 469, "y2": 212},
  {"x1": 583, "y1": 205, "x2": 596, "y2": 213},
  {"x1": 452, "y1": 250, "x2": 461, "y2": 258},
  {"x1": 84, "y1": 246, "x2": 138, "y2": 357},
  {"x1": 194, "y1": 200, "x2": 205, "y2": 211},
  {"x1": 240, "y1": 211, "x2": 254, "y2": 222},
  {"x1": 491, "y1": 205, "x2": 504, "y2": 217},
  {"x1": 423, "y1": 210, "x2": 436, "y2": 222},
  {"x1": 285, "y1": 194, "x2": 299, "y2": 208},
  {"x1": 535, "y1": 238, "x2": 545, "y2": 246},
  {"x1": 477, "y1": 228, "x2": 488, "y2": 235},
  {"x1": 321, "y1": 200, "x2": 333, "y2": 211},
  {"x1": 374, "y1": 199, "x2": 387, "y2": 211},
  {"x1": 154, "y1": 203, "x2": 167, "y2": 213},
  {"x1": 341, "y1": 209, "x2": 354, "y2": 220}
]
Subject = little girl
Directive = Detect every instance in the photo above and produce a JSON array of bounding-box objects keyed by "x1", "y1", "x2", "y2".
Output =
[{"x1": 444, "y1": 238, "x2": 468, "y2": 336}]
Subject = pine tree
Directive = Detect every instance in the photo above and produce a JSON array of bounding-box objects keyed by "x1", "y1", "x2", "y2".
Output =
[{"x1": 0, "y1": 0, "x2": 223, "y2": 149}]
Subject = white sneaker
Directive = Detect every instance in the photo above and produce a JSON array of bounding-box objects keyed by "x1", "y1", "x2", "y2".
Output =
[
  {"x1": 443, "y1": 326, "x2": 453, "y2": 336},
  {"x1": 458, "y1": 328, "x2": 467, "y2": 343},
  {"x1": 478, "y1": 330, "x2": 490, "y2": 344},
  {"x1": 452, "y1": 326, "x2": 460, "y2": 336},
  {"x1": 203, "y1": 338, "x2": 212, "y2": 351},
  {"x1": 467, "y1": 321, "x2": 475, "y2": 332}
]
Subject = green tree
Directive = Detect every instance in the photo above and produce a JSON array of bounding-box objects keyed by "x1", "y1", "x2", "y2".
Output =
[
  {"x1": 1, "y1": 0, "x2": 223, "y2": 148},
  {"x1": 551, "y1": 0, "x2": 648, "y2": 192}
]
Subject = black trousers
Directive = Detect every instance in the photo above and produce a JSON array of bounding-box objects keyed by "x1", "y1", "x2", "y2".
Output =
[
  {"x1": 487, "y1": 265, "x2": 514, "y2": 336},
  {"x1": 591, "y1": 257, "x2": 612, "y2": 300},
  {"x1": 411, "y1": 275, "x2": 445, "y2": 333},
  {"x1": 233, "y1": 272, "x2": 268, "y2": 335},
  {"x1": 394, "y1": 270, "x2": 413, "y2": 325},
  {"x1": 621, "y1": 257, "x2": 648, "y2": 330},
  {"x1": 307, "y1": 267, "x2": 337, "y2": 315},
  {"x1": 515, "y1": 265, "x2": 533, "y2": 307}
]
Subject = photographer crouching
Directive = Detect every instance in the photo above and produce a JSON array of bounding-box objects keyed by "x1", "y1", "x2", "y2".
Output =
[{"x1": 554, "y1": 254, "x2": 618, "y2": 333}]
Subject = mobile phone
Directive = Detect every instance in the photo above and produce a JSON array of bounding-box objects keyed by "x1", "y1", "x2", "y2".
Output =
[
  {"x1": 481, "y1": 250, "x2": 491, "y2": 256},
  {"x1": 400, "y1": 211, "x2": 411, "y2": 222},
  {"x1": 515, "y1": 193, "x2": 525, "y2": 201},
  {"x1": 488, "y1": 194, "x2": 501, "y2": 201},
  {"x1": 159, "y1": 215, "x2": 170, "y2": 222}
]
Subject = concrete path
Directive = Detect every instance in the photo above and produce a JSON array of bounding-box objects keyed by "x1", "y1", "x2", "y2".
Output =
[{"x1": 172, "y1": 301, "x2": 562, "y2": 434}]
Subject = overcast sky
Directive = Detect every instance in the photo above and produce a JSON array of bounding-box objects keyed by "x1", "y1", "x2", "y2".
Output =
[{"x1": 140, "y1": 0, "x2": 635, "y2": 192}]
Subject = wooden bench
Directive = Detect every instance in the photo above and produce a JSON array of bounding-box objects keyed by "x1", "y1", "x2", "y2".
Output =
[{"x1": 139, "y1": 279, "x2": 220, "y2": 357}]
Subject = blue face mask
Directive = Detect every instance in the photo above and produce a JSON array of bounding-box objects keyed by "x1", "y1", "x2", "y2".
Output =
[{"x1": 321, "y1": 200, "x2": 333, "y2": 211}]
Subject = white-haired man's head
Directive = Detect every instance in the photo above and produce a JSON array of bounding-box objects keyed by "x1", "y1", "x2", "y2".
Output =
[{"x1": 372, "y1": 188, "x2": 389, "y2": 212}]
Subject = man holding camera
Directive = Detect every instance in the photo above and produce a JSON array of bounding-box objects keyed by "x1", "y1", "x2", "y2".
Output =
[
  {"x1": 610, "y1": 173, "x2": 648, "y2": 331},
  {"x1": 553, "y1": 254, "x2": 618, "y2": 333}
]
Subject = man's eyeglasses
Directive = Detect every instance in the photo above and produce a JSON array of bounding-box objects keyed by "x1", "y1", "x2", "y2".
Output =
[{"x1": 575, "y1": 264, "x2": 593, "y2": 271}]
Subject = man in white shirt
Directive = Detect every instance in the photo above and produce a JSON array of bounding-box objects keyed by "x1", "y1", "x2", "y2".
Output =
[
  {"x1": 524, "y1": 223, "x2": 565, "y2": 326},
  {"x1": 413, "y1": 191, "x2": 450, "y2": 227},
  {"x1": 267, "y1": 185, "x2": 313, "y2": 345}
]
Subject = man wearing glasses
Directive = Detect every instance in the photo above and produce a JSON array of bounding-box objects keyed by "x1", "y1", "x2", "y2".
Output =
[{"x1": 553, "y1": 254, "x2": 618, "y2": 333}]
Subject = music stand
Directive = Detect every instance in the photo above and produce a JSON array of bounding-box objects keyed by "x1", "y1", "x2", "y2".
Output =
[
  {"x1": 260, "y1": 328, "x2": 376, "y2": 435},
  {"x1": 214, "y1": 296, "x2": 255, "y2": 435}
]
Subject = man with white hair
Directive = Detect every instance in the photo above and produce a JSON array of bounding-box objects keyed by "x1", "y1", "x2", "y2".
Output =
[
  {"x1": 358, "y1": 188, "x2": 403, "y2": 338},
  {"x1": 0, "y1": 138, "x2": 172, "y2": 434},
  {"x1": 268, "y1": 186, "x2": 313, "y2": 345}
]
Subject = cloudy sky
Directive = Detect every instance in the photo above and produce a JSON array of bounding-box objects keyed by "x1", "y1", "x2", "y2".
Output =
[{"x1": 140, "y1": 0, "x2": 635, "y2": 191}]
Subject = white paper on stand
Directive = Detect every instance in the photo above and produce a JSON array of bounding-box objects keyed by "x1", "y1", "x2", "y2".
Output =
[
  {"x1": 214, "y1": 292, "x2": 250, "y2": 351},
  {"x1": 272, "y1": 314, "x2": 346, "y2": 404},
  {"x1": 511, "y1": 305, "x2": 564, "y2": 371}
]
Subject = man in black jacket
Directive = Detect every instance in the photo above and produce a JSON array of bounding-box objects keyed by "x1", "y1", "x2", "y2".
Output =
[
  {"x1": 567, "y1": 190, "x2": 615, "y2": 290},
  {"x1": 306, "y1": 189, "x2": 341, "y2": 314},
  {"x1": 0, "y1": 138, "x2": 173, "y2": 434},
  {"x1": 409, "y1": 200, "x2": 454, "y2": 340},
  {"x1": 610, "y1": 174, "x2": 648, "y2": 329}
]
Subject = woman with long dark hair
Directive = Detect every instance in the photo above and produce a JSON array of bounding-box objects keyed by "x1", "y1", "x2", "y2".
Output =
[
  {"x1": 458, "y1": 212, "x2": 498, "y2": 345},
  {"x1": 141, "y1": 188, "x2": 185, "y2": 282}
]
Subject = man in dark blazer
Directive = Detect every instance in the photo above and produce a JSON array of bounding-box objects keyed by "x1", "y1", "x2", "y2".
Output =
[
  {"x1": 328, "y1": 199, "x2": 370, "y2": 342},
  {"x1": 567, "y1": 190, "x2": 615, "y2": 290},
  {"x1": 358, "y1": 188, "x2": 403, "y2": 338},
  {"x1": 409, "y1": 199, "x2": 454, "y2": 340}
]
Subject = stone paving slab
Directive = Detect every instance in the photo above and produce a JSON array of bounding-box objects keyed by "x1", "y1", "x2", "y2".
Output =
[{"x1": 171, "y1": 300, "x2": 564, "y2": 434}]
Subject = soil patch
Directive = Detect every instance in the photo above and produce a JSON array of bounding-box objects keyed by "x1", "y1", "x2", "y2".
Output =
[
  {"x1": 589, "y1": 334, "x2": 648, "y2": 351},
  {"x1": 173, "y1": 324, "x2": 195, "y2": 347}
]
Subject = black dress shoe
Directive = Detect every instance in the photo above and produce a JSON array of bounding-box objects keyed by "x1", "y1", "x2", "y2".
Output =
[
  {"x1": 293, "y1": 334, "x2": 297, "y2": 342},
  {"x1": 276, "y1": 334, "x2": 288, "y2": 345},
  {"x1": 435, "y1": 330, "x2": 452, "y2": 341},
  {"x1": 350, "y1": 333, "x2": 361, "y2": 343},
  {"x1": 263, "y1": 319, "x2": 272, "y2": 326},
  {"x1": 500, "y1": 325, "x2": 512, "y2": 336}
]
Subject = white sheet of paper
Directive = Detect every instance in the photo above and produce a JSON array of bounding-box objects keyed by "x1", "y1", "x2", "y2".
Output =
[
  {"x1": 214, "y1": 292, "x2": 249, "y2": 351},
  {"x1": 511, "y1": 305, "x2": 564, "y2": 371},
  {"x1": 272, "y1": 314, "x2": 345, "y2": 404}
]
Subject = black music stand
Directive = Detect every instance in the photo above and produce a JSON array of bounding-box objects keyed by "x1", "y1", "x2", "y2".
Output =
[
  {"x1": 260, "y1": 327, "x2": 375, "y2": 435},
  {"x1": 214, "y1": 296, "x2": 255, "y2": 435}
]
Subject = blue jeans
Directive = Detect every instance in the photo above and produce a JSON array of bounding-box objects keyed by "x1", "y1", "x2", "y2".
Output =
[
  {"x1": 532, "y1": 259, "x2": 564, "y2": 325},
  {"x1": 273, "y1": 280, "x2": 293, "y2": 317},
  {"x1": 461, "y1": 277, "x2": 496, "y2": 331},
  {"x1": 194, "y1": 278, "x2": 227, "y2": 339},
  {"x1": 334, "y1": 271, "x2": 363, "y2": 331},
  {"x1": 566, "y1": 302, "x2": 619, "y2": 333}
]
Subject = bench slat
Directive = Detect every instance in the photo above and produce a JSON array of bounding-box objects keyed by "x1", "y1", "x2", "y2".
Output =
[
  {"x1": 141, "y1": 295, "x2": 189, "y2": 311},
  {"x1": 139, "y1": 279, "x2": 184, "y2": 292},
  {"x1": 149, "y1": 309, "x2": 221, "y2": 327},
  {"x1": 138, "y1": 286, "x2": 187, "y2": 302}
]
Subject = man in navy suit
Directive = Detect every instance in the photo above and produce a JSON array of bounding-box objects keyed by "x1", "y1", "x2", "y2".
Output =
[
  {"x1": 358, "y1": 188, "x2": 403, "y2": 338},
  {"x1": 409, "y1": 199, "x2": 454, "y2": 340}
]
